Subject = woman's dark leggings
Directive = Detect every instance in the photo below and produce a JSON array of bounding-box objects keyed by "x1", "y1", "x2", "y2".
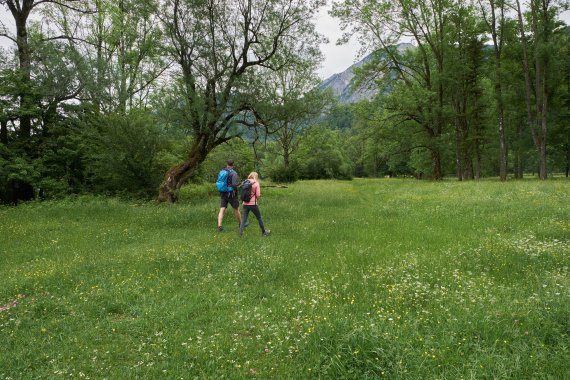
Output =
[{"x1": 240, "y1": 205, "x2": 265, "y2": 234}]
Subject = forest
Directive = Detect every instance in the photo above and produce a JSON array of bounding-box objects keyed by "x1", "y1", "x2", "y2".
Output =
[{"x1": 1, "y1": 0, "x2": 569, "y2": 204}]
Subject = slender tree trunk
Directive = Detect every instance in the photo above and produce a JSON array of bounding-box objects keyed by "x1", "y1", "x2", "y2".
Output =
[
  {"x1": 12, "y1": 7, "x2": 33, "y2": 140},
  {"x1": 496, "y1": 77, "x2": 507, "y2": 180},
  {"x1": 463, "y1": 140, "x2": 474, "y2": 180},
  {"x1": 538, "y1": 93, "x2": 548, "y2": 179},
  {"x1": 514, "y1": 121, "x2": 524, "y2": 179},
  {"x1": 489, "y1": 0, "x2": 508, "y2": 180},
  {"x1": 281, "y1": 128, "x2": 291, "y2": 171},
  {"x1": 0, "y1": 119, "x2": 7, "y2": 144},
  {"x1": 475, "y1": 137, "x2": 482, "y2": 180},
  {"x1": 453, "y1": 100, "x2": 462, "y2": 180},
  {"x1": 283, "y1": 149, "x2": 290, "y2": 171},
  {"x1": 497, "y1": 98, "x2": 507, "y2": 180},
  {"x1": 454, "y1": 123, "x2": 462, "y2": 180},
  {"x1": 6, "y1": 1, "x2": 36, "y2": 203},
  {"x1": 515, "y1": 0, "x2": 539, "y2": 179},
  {"x1": 431, "y1": 149, "x2": 442, "y2": 180},
  {"x1": 566, "y1": 130, "x2": 570, "y2": 177},
  {"x1": 118, "y1": 0, "x2": 128, "y2": 113},
  {"x1": 461, "y1": 95, "x2": 473, "y2": 180}
]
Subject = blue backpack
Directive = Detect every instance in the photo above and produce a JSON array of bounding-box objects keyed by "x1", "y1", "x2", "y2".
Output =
[{"x1": 216, "y1": 168, "x2": 235, "y2": 192}]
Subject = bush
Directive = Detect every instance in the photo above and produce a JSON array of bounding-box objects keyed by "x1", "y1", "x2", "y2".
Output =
[
  {"x1": 267, "y1": 163, "x2": 300, "y2": 183},
  {"x1": 84, "y1": 110, "x2": 167, "y2": 198}
]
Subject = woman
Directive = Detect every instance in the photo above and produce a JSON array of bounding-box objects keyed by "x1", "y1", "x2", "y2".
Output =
[{"x1": 240, "y1": 172, "x2": 270, "y2": 236}]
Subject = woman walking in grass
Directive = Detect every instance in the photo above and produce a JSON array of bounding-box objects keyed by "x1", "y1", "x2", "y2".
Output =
[{"x1": 240, "y1": 172, "x2": 270, "y2": 237}]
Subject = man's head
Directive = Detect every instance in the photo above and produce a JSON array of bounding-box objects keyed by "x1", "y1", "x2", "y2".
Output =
[{"x1": 226, "y1": 159, "x2": 234, "y2": 167}]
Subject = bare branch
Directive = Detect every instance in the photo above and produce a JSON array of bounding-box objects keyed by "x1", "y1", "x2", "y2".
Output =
[
  {"x1": 0, "y1": 14, "x2": 16, "y2": 40},
  {"x1": 32, "y1": 0, "x2": 96, "y2": 14},
  {"x1": 41, "y1": 34, "x2": 97, "y2": 46}
]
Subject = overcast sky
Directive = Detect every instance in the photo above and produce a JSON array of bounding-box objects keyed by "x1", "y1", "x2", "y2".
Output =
[{"x1": 314, "y1": 5, "x2": 360, "y2": 80}]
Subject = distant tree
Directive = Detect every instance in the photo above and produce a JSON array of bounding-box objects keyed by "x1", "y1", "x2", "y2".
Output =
[
  {"x1": 257, "y1": 59, "x2": 334, "y2": 178},
  {"x1": 326, "y1": 103, "x2": 354, "y2": 130},
  {"x1": 297, "y1": 124, "x2": 353, "y2": 180},
  {"x1": 84, "y1": 110, "x2": 167, "y2": 197}
]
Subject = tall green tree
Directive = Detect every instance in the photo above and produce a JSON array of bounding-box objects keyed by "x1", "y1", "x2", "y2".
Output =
[
  {"x1": 259, "y1": 63, "x2": 333, "y2": 176},
  {"x1": 0, "y1": 0, "x2": 86, "y2": 202},
  {"x1": 478, "y1": 0, "x2": 510, "y2": 180},
  {"x1": 447, "y1": 2, "x2": 487, "y2": 180},
  {"x1": 0, "y1": 0, "x2": 85, "y2": 138},
  {"x1": 157, "y1": 0, "x2": 325, "y2": 202},
  {"x1": 513, "y1": 0, "x2": 566, "y2": 179}
]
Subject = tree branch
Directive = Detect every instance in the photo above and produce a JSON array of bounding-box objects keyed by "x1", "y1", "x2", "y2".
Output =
[
  {"x1": 0, "y1": 20, "x2": 17, "y2": 43},
  {"x1": 32, "y1": 0, "x2": 96, "y2": 14}
]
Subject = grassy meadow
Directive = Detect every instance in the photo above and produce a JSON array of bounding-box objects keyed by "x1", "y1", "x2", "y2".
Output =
[{"x1": 1, "y1": 179, "x2": 569, "y2": 379}]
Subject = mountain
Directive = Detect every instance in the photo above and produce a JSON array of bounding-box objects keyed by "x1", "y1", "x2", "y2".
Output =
[{"x1": 319, "y1": 43, "x2": 413, "y2": 104}]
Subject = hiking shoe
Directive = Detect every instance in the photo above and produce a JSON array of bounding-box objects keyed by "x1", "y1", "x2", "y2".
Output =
[
  {"x1": 217, "y1": 226, "x2": 223, "y2": 232},
  {"x1": 262, "y1": 230, "x2": 271, "y2": 237}
]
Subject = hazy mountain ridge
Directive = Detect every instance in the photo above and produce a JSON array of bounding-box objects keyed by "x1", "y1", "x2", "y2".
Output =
[{"x1": 319, "y1": 43, "x2": 414, "y2": 104}]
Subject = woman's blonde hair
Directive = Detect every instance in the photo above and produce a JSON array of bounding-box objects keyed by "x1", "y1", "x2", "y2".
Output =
[{"x1": 247, "y1": 172, "x2": 259, "y2": 182}]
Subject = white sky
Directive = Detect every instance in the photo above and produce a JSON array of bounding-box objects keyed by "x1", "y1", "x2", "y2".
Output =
[{"x1": 314, "y1": 5, "x2": 360, "y2": 80}]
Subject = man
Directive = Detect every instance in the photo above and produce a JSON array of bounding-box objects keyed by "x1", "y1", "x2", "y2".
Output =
[{"x1": 217, "y1": 159, "x2": 243, "y2": 231}]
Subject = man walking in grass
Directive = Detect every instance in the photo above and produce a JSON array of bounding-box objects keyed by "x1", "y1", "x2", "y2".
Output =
[{"x1": 216, "y1": 159, "x2": 243, "y2": 232}]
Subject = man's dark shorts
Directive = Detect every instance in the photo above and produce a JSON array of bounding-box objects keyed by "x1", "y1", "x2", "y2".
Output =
[{"x1": 220, "y1": 191, "x2": 239, "y2": 209}]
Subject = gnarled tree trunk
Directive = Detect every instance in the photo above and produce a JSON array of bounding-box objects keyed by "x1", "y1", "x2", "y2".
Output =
[{"x1": 157, "y1": 134, "x2": 211, "y2": 203}]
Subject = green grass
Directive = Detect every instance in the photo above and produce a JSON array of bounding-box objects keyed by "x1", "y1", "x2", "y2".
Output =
[{"x1": 1, "y1": 179, "x2": 569, "y2": 379}]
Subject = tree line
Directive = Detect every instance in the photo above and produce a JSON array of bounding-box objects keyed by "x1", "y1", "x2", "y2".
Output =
[
  {"x1": 0, "y1": 0, "x2": 568, "y2": 204},
  {"x1": 332, "y1": 0, "x2": 570, "y2": 181}
]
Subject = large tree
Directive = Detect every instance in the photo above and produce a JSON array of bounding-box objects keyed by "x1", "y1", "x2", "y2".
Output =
[
  {"x1": 513, "y1": 0, "x2": 566, "y2": 179},
  {"x1": 447, "y1": 2, "x2": 486, "y2": 180},
  {"x1": 478, "y1": 0, "x2": 510, "y2": 180},
  {"x1": 0, "y1": 0, "x2": 86, "y2": 202},
  {"x1": 0, "y1": 0, "x2": 86, "y2": 138},
  {"x1": 157, "y1": 0, "x2": 325, "y2": 202}
]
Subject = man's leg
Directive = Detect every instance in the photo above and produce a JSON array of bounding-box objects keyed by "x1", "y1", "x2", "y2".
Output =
[
  {"x1": 229, "y1": 195, "x2": 241, "y2": 226},
  {"x1": 233, "y1": 206, "x2": 242, "y2": 225},
  {"x1": 217, "y1": 207, "x2": 226, "y2": 229}
]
